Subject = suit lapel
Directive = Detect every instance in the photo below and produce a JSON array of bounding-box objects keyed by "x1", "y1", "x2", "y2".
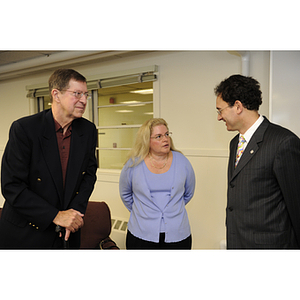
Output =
[
  {"x1": 228, "y1": 134, "x2": 239, "y2": 180},
  {"x1": 230, "y1": 117, "x2": 270, "y2": 181},
  {"x1": 40, "y1": 110, "x2": 64, "y2": 203}
]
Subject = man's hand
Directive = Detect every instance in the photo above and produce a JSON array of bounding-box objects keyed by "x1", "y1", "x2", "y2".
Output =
[{"x1": 53, "y1": 209, "x2": 84, "y2": 241}]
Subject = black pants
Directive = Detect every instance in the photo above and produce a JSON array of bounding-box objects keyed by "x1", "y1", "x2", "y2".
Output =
[{"x1": 126, "y1": 230, "x2": 192, "y2": 250}]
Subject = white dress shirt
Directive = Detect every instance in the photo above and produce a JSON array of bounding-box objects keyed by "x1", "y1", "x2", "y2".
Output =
[{"x1": 238, "y1": 115, "x2": 264, "y2": 155}]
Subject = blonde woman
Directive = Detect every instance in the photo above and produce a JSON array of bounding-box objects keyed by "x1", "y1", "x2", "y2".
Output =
[{"x1": 119, "y1": 118, "x2": 195, "y2": 249}]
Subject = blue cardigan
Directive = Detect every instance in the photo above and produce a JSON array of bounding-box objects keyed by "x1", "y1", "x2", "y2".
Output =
[{"x1": 119, "y1": 151, "x2": 195, "y2": 243}]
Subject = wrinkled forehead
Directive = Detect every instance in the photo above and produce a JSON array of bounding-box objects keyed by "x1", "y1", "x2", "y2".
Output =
[{"x1": 68, "y1": 79, "x2": 87, "y2": 89}]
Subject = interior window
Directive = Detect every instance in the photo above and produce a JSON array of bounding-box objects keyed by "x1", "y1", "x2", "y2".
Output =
[
  {"x1": 96, "y1": 81, "x2": 153, "y2": 169},
  {"x1": 37, "y1": 95, "x2": 51, "y2": 112}
]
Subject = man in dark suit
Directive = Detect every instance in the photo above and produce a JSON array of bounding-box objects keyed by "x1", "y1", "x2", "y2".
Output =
[
  {"x1": 0, "y1": 69, "x2": 97, "y2": 249},
  {"x1": 215, "y1": 74, "x2": 300, "y2": 249}
]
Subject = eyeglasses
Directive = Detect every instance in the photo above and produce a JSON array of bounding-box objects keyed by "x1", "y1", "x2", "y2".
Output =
[
  {"x1": 216, "y1": 105, "x2": 230, "y2": 115},
  {"x1": 60, "y1": 90, "x2": 91, "y2": 100},
  {"x1": 150, "y1": 132, "x2": 172, "y2": 141}
]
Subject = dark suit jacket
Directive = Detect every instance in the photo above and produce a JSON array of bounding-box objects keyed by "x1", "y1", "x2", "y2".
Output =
[
  {"x1": 0, "y1": 109, "x2": 97, "y2": 249},
  {"x1": 227, "y1": 117, "x2": 300, "y2": 249}
]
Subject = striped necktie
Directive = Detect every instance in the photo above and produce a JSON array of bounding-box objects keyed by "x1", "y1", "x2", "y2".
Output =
[{"x1": 235, "y1": 135, "x2": 246, "y2": 167}]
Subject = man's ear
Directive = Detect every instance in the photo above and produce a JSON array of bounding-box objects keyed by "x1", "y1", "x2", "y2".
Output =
[
  {"x1": 235, "y1": 100, "x2": 243, "y2": 114},
  {"x1": 52, "y1": 89, "x2": 59, "y2": 102}
]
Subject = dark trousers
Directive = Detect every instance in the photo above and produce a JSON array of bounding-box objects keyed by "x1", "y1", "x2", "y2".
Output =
[{"x1": 126, "y1": 230, "x2": 192, "y2": 250}]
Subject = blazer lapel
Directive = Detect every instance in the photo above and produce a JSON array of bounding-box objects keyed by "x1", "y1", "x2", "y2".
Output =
[
  {"x1": 228, "y1": 134, "x2": 239, "y2": 180},
  {"x1": 230, "y1": 117, "x2": 270, "y2": 181},
  {"x1": 40, "y1": 110, "x2": 64, "y2": 203}
]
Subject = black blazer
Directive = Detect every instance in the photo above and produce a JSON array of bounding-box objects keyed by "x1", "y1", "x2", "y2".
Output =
[
  {"x1": 0, "y1": 109, "x2": 97, "y2": 249},
  {"x1": 227, "y1": 117, "x2": 300, "y2": 249}
]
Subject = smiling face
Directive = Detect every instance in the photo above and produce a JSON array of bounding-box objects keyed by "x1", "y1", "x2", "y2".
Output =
[
  {"x1": 216, "y1": 95, "x2": 238, "y2": 132},
  {"x1": 149, "y1": 125, "x2": 171, "y2": 156}
]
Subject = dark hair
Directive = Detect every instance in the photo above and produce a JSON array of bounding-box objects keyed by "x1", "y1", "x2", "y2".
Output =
[
  {"x1": 214, "y1": 74, "x2": 262, "y2": 110},
  {"x1": 48, "y1": 69, "x2": 86, "y2": 102}
]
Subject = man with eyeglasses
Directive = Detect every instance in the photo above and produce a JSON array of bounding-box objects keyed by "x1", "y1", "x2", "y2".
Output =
[
  {"x1": 0, "y1": 69, "x2": 97, "y2": 249},
  {"x1": 215, "y1": 74, "x2": 300, "y2": 249}
]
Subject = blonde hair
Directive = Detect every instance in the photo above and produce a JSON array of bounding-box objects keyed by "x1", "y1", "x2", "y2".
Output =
[{"x1": 126, "y1": 118, "x2": 179, "y2": 167}]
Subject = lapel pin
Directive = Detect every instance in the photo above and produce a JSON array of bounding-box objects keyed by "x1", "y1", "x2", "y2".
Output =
[{"x1": 250, "y1": 150, "x2": 254, "y2": 154}]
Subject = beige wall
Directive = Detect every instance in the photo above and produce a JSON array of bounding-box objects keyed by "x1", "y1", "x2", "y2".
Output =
[{"x1": 0, "y1": 51, "x2": 271, "y2": 249}]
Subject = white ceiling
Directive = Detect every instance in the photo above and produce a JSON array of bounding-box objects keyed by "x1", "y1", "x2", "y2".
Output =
[
  {"x1": 0, "y1": 51, "x2": 62, "y2": 67},
  {"x1": 0, "y1": 50, "x2": 153, "y2": 81}
]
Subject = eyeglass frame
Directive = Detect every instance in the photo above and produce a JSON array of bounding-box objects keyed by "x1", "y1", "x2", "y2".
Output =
[
  {"x1": 59, "y1": 89, "x2": 91, "y2": 100},
  {"x1": 150, "y1": 132, "x2": 172, "y2": 141},
  {"x1": 216, "y1": 105, "x2": 231, "y2": 115}
]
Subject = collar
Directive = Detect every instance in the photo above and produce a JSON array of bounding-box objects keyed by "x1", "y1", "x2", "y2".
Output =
[
  {"x1": 240, "y1": 115, "x2": 264, "y2": 143},
  {"x1": 54, "y1": 118, "x2": 72, "y2": 134}
]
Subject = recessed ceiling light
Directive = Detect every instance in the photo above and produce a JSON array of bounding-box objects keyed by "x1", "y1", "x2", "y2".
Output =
[
  {"x1": 130, "y1": 89, "x2": 153, "y2": 95},
  {"x1": 116, "y1": 110, "x2": 134, "y2": 113},
  {"x1": 120, "y1": 100, "x2": 146, "y2": 107},
  {"x1": 120, "y1": 100, "x2": 140, "y2": 104}
]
